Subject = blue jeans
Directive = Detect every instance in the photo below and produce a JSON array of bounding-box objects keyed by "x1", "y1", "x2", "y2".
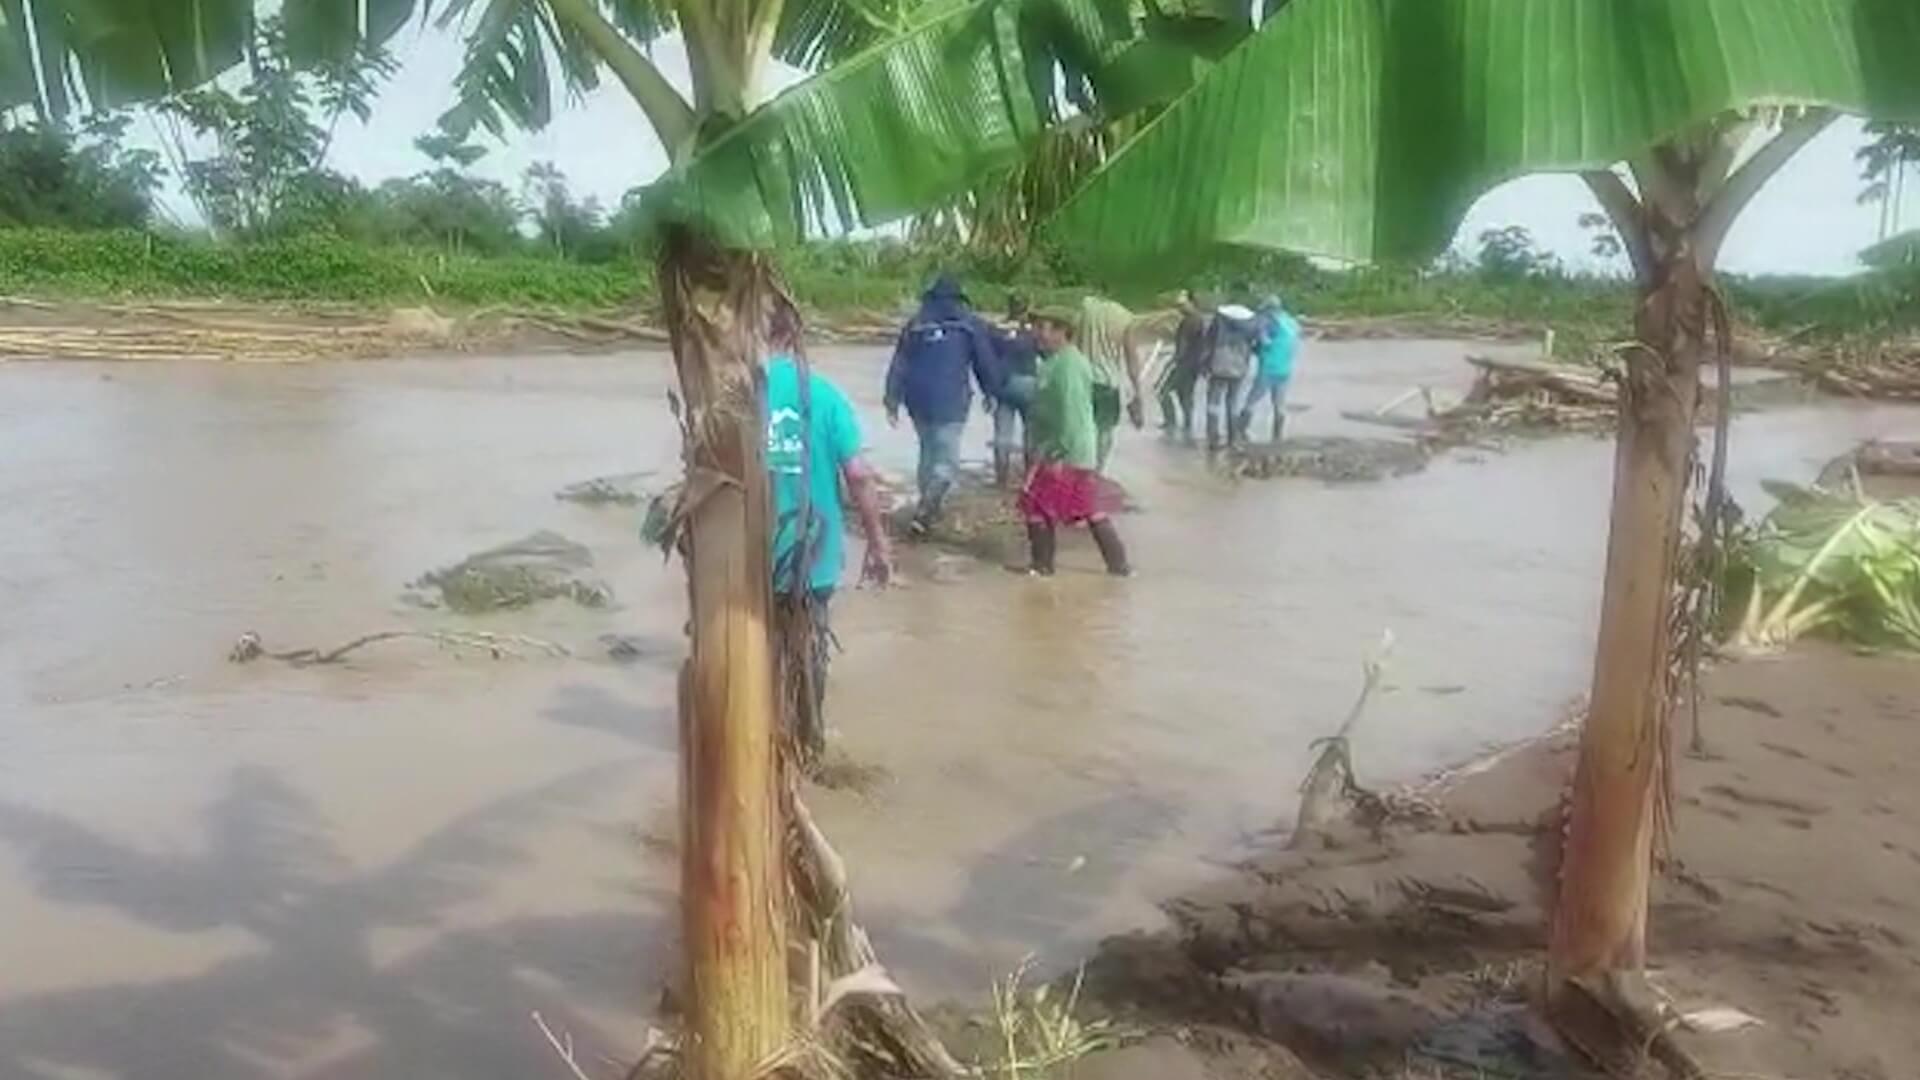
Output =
[
  {"x1": 992, "y1": 374, "x2": 1036, "y2": 453},
  {"x1": 912, "y1": 418, "x2": 965, "y2": 523},
  {"x1": 1205, "y1": 376, "x2": 1244, "y2": 450},
  {"x1": 1238, "y1": 374, "x2": 1291, "y2": 443}
]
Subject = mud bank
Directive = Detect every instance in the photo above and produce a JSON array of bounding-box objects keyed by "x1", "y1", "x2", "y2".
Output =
[{"x1": 1068, "y1": 648, "x2": 1920, "y2": 1079}]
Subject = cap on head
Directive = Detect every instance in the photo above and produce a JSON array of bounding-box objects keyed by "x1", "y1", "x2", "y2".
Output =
[{"x1": 1032, "y1": 304, "x2": 1079, "y2": 333}]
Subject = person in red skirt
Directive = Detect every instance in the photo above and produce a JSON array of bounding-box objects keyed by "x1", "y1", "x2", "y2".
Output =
[{"x1": 1018, "y1": 306, "x2": 1132, "y2": 576}]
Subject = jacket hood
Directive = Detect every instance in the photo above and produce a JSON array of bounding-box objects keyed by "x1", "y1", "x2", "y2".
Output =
[{"x1": 922, "y1": 273, "x2": 970, "y2": 305}]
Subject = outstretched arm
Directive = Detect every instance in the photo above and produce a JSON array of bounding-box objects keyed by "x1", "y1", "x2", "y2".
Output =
[
  {"x1": 1122, "y1": 323, "x2": 1147, "y2": 427},
  {"x1": 842, "y1": 456, "x2": 893, "y2": 586},
  {"x1": 883, "y1": 330, "x2": 909, "y2": 424}
]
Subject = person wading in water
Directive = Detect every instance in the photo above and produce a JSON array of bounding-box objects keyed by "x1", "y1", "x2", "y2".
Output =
[
  {"x1": 883, "y1": 274, "x2": 1001, "y2": 533},
  {"x1": 987, "y1": 294, "x2": 1040, "y2": 488},
  {"x1": 765, "y1": 309, "x2": 893, "y2": 765},
  {"x1": 1018, "y1": 306, "x2": 1132, "y2": 577},
  {"x1": 1156, "y1": 288, "x2": 1210, "y2": 442}
]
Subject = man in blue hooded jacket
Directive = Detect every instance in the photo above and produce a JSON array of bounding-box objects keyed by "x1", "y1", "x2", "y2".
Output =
[{"x1": 884, "y1": 274, "x2": 1002, "y2": 532}]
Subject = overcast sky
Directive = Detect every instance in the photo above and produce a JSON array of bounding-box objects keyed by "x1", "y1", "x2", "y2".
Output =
[{"x1": 142, "y1": 23, "x2": 1912, "y2": 278}]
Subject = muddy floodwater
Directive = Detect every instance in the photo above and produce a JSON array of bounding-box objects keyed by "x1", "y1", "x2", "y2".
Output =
[{"x1": 2, "y1": 342, "x2": 1913, "y2": 1078}]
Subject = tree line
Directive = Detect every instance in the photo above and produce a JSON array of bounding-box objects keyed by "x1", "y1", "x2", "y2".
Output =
[{"x1": 0, "y1": 17, "x2": 651, "y2": 264}]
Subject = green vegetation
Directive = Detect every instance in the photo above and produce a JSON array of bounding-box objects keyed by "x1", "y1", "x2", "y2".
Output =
[
  {"x1": 0, "y1": 229, "x2": 640, "y2": 307},
  {"x1": 1728, "y1": 482, "x2": 1920, "y2": 653},
  {"x1": 5, "y1": 223, "x2": 1920, "y2": 353}
]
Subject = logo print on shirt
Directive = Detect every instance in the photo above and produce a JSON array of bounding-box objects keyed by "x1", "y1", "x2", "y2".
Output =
[{"x1": 767, "y1": 406, "x2": 806, "y2": 474}]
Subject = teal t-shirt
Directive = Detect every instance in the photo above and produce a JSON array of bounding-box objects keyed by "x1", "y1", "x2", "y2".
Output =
[
  {"x1": 1258, "y1": 311, "x2": 1301, "y2": 379},
  {"x1": 765, "y1": 355, "x2": 862, "y2": 593}
]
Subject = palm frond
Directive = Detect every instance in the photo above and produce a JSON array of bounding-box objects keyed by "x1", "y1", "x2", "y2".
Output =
[{"x1": 1050, "y1": 0, "x2": 1920, "y2": 275}]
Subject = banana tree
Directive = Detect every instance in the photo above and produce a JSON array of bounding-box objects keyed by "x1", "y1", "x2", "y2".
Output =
[
  {"x1": 1051, "y1": 0, "x2": 1920, "y2": 1065},
  {"x1": 3, "y1": 0, "x2": 1244, "y2": 1075}
]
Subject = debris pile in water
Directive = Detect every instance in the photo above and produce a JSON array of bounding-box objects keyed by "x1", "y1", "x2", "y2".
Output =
[
  {"x1": 1808, "y1": 342, "x2": 1920, "y2": 401},
  {"x1": 1816, "y1": 439, "x2": 1920, "y2": 496},
  {"x1": 555, "y1": 471, "x2": 654, "y2": 506},
  {"x1": 408, "y1": 530, "x2": 613, "y2": 612},
  {"x1": 1234, "y1": 437, "x2": 1430, "y2": 483},
  {"x1": 1442, "y1": 354, "x2": 1617, "y2": 434}
]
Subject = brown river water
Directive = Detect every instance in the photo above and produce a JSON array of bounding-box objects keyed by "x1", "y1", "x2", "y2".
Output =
[{"x1": 1, "y1": 342, "x2": 1913, "y2": 1079}]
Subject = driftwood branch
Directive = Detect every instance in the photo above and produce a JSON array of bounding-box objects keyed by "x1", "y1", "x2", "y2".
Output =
[
  {"x1": 1465, "y1": 355, "x2": 1617, "y2": 405},
  {"x1": 228, "y1": 629, "x2": 570, "y2": 666},
  {"x1": 788, "y1": 790, "x2": 967, "y2": 1077}
]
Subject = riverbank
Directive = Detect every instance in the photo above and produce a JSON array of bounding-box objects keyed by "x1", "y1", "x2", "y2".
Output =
[{"x1": 1061, "y1": 646, "x2": 1920, "y2": 1079}]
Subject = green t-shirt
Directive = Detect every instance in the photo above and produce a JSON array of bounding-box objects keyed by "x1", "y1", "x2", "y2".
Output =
[
  {"x1": 765, "y1": 356, "x2": 862, "y2": 592},
  {"x1": 1030, "y1": 345, "x2": 1099, "y2": 470}
]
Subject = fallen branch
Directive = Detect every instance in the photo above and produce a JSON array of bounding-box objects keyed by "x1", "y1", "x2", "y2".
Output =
[
  {"x1": 788, "y1": 789, "x2": 967, "y2": 1077},
  {"x1": 228, "y1": 629, "x2": 570, "y2": 666},
  {"x1": 1292, "y1": 632, "x2": 1392, "y2": 849},
  {"x1": 532, "y1": 1011, "x2": 597, "y2": 1080}
]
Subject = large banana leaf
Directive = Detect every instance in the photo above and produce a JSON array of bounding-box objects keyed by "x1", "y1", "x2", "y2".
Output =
[
  {"x1": 1048, "y1": 0, "x2": 1920, "y2": 274},
  {"x1": 642, "y1": 0, "x2": 1236, "y2": 248},
  {"x1": 0, "y1": 0, "x2": 419, "y2": 113}
]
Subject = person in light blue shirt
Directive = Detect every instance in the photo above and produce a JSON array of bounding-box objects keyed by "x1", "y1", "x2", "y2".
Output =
[
  {"x1": 764, "y1": 344, "x2": 892, "y2": 763},
  {"x1": 1238, "y1": 295, "x2": 1302, "y2": 444}
]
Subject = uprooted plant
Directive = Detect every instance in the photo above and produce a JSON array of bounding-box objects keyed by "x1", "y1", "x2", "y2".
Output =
[{"x1": 1724, "y1": 480, "x2": 1920, "y2": 654}]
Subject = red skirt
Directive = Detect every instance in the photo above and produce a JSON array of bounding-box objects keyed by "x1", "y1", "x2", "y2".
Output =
[{"x1": 1018, "y1": 461, "x2": 1111, "y2": 524}]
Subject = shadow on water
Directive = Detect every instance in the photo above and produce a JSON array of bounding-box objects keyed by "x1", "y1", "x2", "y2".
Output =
[
  {"x1": 542, "y1": 680, "x2": 677, "y2": 752},
  {"x1": 0, "y1": 760, "x2": 665, "y2": 1080},
  {"x1": 862, "y1": 788, "x2": 1182, "y2": 993}
]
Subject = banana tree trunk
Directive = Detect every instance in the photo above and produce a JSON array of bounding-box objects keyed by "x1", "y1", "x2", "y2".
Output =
[
  {"x1": 1547, "y1": 229, "x2": 1708, "y2": 1059},
  {"x1": 657, "y1": 226, "x2": 790, "y2": 1080}
]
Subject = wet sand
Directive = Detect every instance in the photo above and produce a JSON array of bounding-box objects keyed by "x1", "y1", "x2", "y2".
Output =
[
  {"x1": 1077, "y1": 648, "x2": 1920, "y2": 1080},
  {"x1": 1, "y1": 342, "x2": 1914, "y2": 1078}
]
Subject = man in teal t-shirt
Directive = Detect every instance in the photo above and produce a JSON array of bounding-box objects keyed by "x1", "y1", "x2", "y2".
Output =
[{"x1": 764, "y1": 352, "x2": 891, "y2": 762}]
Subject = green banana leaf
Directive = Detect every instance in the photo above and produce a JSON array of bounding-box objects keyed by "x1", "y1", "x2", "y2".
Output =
[
  {"x1": 0, "y1": 0, "x2": 407, "y2": 113},
  {"x1": 1047, "y1": 0, "x2": 1920, "y2": 275},
  {"x1": 4, "y1": 0, "x2": 1234, "y2": 252},
  {"x1": 1735, "y1": 483, "x2": 1920, "y2": 652},
  {"x1": 640, "y1": 0, "x2": 1245, "y2": 248}
]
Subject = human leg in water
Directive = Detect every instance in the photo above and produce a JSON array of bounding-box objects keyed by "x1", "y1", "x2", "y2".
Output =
[
  {"x1": 912, "y1": 419, "x2": 963, "y2": 529},
  {"x1": 1088, "y1": 516, "x2": 1132, "y2": 576},
  {"x1": 1204, "y1": 377, "x2": 1233, "y2": 451},
  {"x1": 1024, "y1": 521, "x2": 1058, "y2": 575}
]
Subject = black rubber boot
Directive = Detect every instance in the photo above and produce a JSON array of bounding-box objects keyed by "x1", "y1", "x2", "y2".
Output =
[
  {"x1": 1025, "y1": 523, "x2": 1057, "y2": 576},
  {"x1": 1089, "y1": 519, "x2": 1132, "y2": 577}
]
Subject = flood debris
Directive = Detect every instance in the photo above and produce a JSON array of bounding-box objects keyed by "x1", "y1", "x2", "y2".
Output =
[
  {"x1": 229, "y1": 628, "x2": 570, "y2": 665},
  {"x1": 407, "y1": 530, "x2": 613, "y2": 612},
  {"x1": 1233, "y1": 436, "x2": 1430, "y2": 483},
  {"x1": 1807, "y1": 342, "x2": 1920, "y2": 401},
  {"x1": 555, "y1": 471, "x2": 654, "y2": 506},
  {"x1": 1445, "y1": 354, "x2": 1618, "y2": 434},
  {"x1": 1816, "y1": 438, "x2": 1920, "y2": 492}
]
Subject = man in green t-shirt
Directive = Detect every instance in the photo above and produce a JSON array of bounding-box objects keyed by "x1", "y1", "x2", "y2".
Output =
[
  {"x1": 764, "y1": 347, "x2": 892, "y2": 762},
  {"x1": 1016, "y1": 307, "x2": 1132, "y2": 577}
]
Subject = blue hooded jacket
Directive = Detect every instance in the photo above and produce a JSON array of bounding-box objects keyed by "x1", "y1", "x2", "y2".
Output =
[{"x1": 884, "y1": 275, "x2": 1002, "y2": 424}]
